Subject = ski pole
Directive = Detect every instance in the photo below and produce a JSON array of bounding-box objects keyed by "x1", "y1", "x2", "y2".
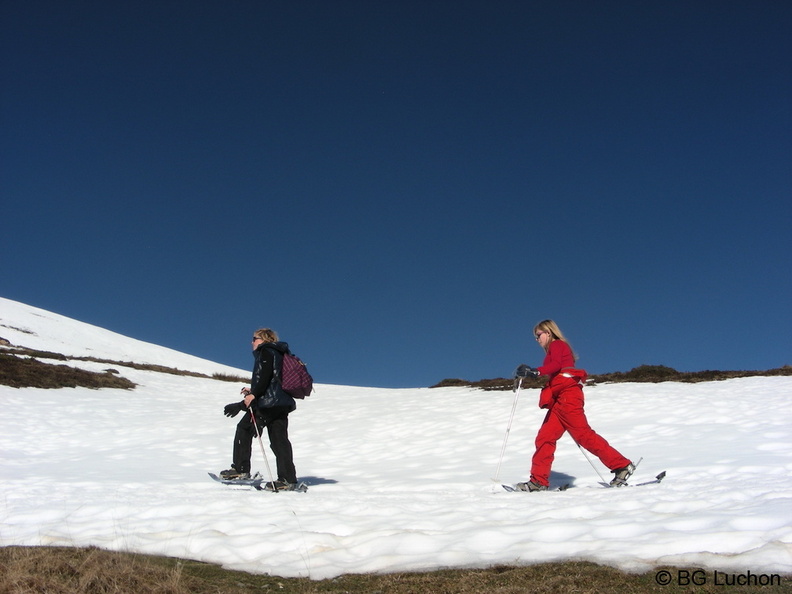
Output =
[
  {"x1": 493, "y1": 377, "x2": 523, "y2": 482},
  {"x1": 250, "y1": 408, "x2": 278, "y2": 492},
  {"x1": 573, "y1": 440, "x2": 609, "y2": 484},
  {"x1": 573, "y1": 440, "x2": 642, "y2": 486}
]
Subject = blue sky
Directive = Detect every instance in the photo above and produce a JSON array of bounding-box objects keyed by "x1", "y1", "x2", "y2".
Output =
[{"x1": 2, "y1": 1, "x2": 790, "y2": 388}]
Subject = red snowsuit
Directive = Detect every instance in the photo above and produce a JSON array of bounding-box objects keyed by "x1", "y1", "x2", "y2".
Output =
[{"x1": 530, "y1": 340, "x2": 630, "y2": 487}]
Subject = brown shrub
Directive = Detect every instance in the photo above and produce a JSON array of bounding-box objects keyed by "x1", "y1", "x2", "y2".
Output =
[
  {"x1": 0, "y1": 354, "x2": 136, "y2": 390},
  {"x1": 432, "y1": 365, "x2": 792, "y2": 390}
]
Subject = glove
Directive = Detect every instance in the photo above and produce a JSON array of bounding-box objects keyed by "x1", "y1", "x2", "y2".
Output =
[
  {"x1": 223, "y1": 401, "x2": 245, "y2": 418},
  {"x1": 514, "y1": 364, "x2": 540, "y2": 378}
]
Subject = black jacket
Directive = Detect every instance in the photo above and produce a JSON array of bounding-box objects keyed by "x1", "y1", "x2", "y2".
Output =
[{"x1": 251, "y1": 341, "x2": 296, "y2": 412}]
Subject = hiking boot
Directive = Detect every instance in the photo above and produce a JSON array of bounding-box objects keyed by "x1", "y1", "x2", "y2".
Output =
[
  {"x1": 610, "y1": 462, "x2": 635, "y2": 487},
  {"x1": 220, "y1": 467, "x2": 250, "y2": 480},
  {"x1": 516, "y1": 480, "x2": 548, "y2": 492},
  {"x1": 263, "y1": 479, "x2": 298, "y2": 492},
  {"x1": 219, "y1": 465, "x2": 238, "y2": 478}
]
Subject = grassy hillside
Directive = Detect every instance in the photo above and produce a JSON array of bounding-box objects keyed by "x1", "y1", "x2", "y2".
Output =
[{"x1": 4, "y1": 546, "x2": 789, "y2": 593}]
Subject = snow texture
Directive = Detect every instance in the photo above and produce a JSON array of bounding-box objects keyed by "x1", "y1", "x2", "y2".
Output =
[{"x1": 1, "y1": 297, "x2": 791, "y2": 579}]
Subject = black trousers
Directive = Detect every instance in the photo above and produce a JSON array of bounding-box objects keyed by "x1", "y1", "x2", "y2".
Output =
[{"x1": 232, "y1": 406, "x2": 296, "y2": 483}]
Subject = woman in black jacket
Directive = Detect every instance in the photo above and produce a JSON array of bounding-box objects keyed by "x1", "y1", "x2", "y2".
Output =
[{"x1": 220, "y1": 328, "x2": 298, "y2": 491}]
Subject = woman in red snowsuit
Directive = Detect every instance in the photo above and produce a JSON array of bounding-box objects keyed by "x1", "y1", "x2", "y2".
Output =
[{"x1": 515, "y1": 320, "x2": 633, "y2": 491}]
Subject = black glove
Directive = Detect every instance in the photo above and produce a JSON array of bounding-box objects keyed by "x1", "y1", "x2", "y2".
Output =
[
  {"x1": 514, "y1": 364, "x2": 540, "y2": 378},
  {"x1": 223, "y1": 401, "x2": 245, "y2": 418}
]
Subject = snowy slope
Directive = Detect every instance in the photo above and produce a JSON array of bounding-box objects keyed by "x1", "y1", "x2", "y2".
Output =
[
  {"x1": 0, "y1": 297, "x2": 243, "y2": 377},
  {"x1": 1, "y1": 297, "x2": 790, "y2": 579}
]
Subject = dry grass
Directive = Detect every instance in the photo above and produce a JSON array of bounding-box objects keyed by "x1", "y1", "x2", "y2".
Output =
[
  {"x1": 0, "y1": 344, "x2": 248, "y2": 390},
  {"x1": 432, "y1": 365, "x2": 792, "y2": 391},
  {"x1": 0, "y1": 354, "x2": 136, "y2": 390},
  {"x1": 0, "y1": 547, "x2": 196, "y2": 594},
  {"x1": 2, "y1": 546, "x2": 789, "y2": 593}
]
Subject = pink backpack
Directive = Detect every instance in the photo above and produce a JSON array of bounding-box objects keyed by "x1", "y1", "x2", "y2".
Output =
[{"x1": 280, "y1": 352, "x2": 314, "y2": 399}]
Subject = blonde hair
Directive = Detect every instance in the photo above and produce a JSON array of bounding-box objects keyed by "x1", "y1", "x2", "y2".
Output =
[
  {"x1": 533, "y1": 319, "x2": 578, "y2": 360},
  {"x1": 253, "y1": 328, "x2": 279, "y2": 343}
]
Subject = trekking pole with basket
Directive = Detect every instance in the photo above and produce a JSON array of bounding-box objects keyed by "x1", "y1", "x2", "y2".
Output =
[{"x1": 493, "y1": 377, "x2": 523, "y2": 483}]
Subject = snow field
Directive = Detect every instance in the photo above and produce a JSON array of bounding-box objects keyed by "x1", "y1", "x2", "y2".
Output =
[{"x1": 1, "y1": 297, "x2": 791, "y2": 579}]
